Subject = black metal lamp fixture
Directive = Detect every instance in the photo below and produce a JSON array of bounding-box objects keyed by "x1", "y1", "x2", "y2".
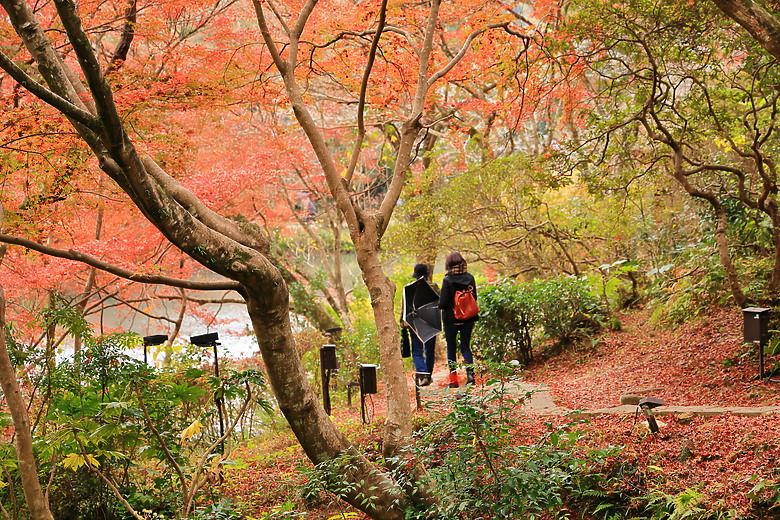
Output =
[
  {"x1": 742, "y1": 307, "x2": 771, "y2": 378},
  {"x1": 142, "y1": 334, "x2": 168, "y2": 365},
  {"x1": 359, "y1": 364, "x2": 378, "y2": 424},
  {"x1": 320, "y1": 344, "x2": 338, "y2": 415},
  {"x1": 638, "y1": 397, "x2": 664, "y2": 434},
  {"x1": 190, "y1": 332, "x2": 225, "y2": 451}
]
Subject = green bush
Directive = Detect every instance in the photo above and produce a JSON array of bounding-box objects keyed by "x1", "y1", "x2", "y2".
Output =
[
  {"x1": 191, "y1": 499, "x2": 243, "y2": 520},
  {"x1": 529, "y1": 276, "x2": 605, "y2": 345},
  {"x1": 1, "y1": 307, "x2": 272, "y2": 520},
  {"x1": 405, "y1": 371, "x2": 620, "y2": 519},
  {"x1": 471, "y1": 281, "x2": 535, "y2": 364},
  {"x1": 473, "y1": 276, "x2": 606, "y2": 364}
]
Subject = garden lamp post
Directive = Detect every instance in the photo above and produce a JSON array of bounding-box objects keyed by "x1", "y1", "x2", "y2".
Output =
[
  {"x1": 742, "y1": 307, "x2": 771, "y2": 379},
  {"x1": 359, "y1": 364, "x2": 377, "y2": 424},
  {"x1": 142, "y1": 334, "x2": 168, "y2": 365},
  {"x1": 190, "y1": 332, "x2": 225, "y2": 451},
  {"x1": 320, "y1": 344, "x2": 338, "y2": 415}
]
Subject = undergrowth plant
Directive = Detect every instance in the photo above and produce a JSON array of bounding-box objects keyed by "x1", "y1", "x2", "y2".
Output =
[
  {"x1": 403, "y1": 367, "x2": 620, "y2": 519},
  {"x1": 1, "y1": 303, "x2": 274, "y2": 520},
  {"x1": 473, "y1": 277, "x2": 607, "y2": 364}
]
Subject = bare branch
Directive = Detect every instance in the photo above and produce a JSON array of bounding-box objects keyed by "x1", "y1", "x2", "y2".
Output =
[
  {"x1": 0, "y1": 234, "x2": 241, "y2": 292},
  {"x1": 344, "y1": 0, "x2": 388, "y2": 184},
  {"x1": 103, "y1": 0, "x2": 137, "y2": 76},
  {"x1": 0, "y1": 50, "x2": 100, "y2": 131},
  {"x1": 429, "y1": 23, "x2": 520, "y2": 87}
]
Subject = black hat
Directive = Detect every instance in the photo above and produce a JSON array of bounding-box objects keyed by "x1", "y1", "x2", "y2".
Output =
[{"x1": 412, "y1": 263, "x2": 429, "y2": 279}]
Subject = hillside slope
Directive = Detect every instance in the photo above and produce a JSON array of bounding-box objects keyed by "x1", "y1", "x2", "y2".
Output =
[
  {"x1": 218, "y1": 306, "x2": 780, "y2": 519},
  {"x1": 521, "y1": 306, "x2": 780, "y2": 518},
  {"x1": 524, "y1": 306, "x2": 778, "y2": 408}
]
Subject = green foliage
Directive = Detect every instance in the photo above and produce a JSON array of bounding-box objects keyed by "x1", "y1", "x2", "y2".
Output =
[
  {"x1": 591, "y1": 260, "x2": 641, "y2": 311},
  {"x1": 647, "y1": 237, "x2": 732, "y2": 326},
  {"x1": 254, "y1": 502, "x2": 307, "y2": 519},
  {"x1": 384, "y1": 162, "x2": 449, "y2": 262},
  {"x1": 406, "y1": 370, "x2": 621, "y2": 519},
  {"x1": 1, "y1": 307, "x2": 273, "y2": 520},
  {"x1": 471, "y1": 281, "x2": 535, "y2": 364},
  {"x1": 473, "y1": 276, "x2": 607, "y2": 363},
  {"x1": 747, "y1": 477, "x2": 780, "y2": 511},
  {"x1": 332, "y1": 281, "x2": 380, "y2": 382},
  {"x1": 562, "y1": 0, "x2": 780, "y2": 308},
  {"x1": 41, "y1": 294, "x2": 93, "y2": 342},
  {"x1": 47, "y1": 468, "x2": 126, "y2": 520},
  {"x1": 191, "y1": 499, "x2": 243, "y2": 520},
  {"x1": 527, "y1": 276, "x2": 606, "y2": 346},
  {"x1": 644, "y1": 489, "x2": 710, "y2": 520}
]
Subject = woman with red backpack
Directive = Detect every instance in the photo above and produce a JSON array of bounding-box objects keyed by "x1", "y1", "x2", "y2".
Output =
[{"x1": 438, "y1": 252, "x2": 479, "y2": 387}]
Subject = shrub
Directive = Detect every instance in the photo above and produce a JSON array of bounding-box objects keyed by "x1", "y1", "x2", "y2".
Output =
[
  {"x1": 528, "y1": 276, "x2": 605, "y2": 346},
  {"x1": 405, "y1": 371, "x2": 620, "y2": 519},
  {"x1": 471, "y1": 281, "x2": 535, "y2": 364},
  {"x1": 473, "y1": 276, "x2": 607, "y2": 364},
  {"x1": 1, "y1": 310, "x2": 273, "y2": 520}
]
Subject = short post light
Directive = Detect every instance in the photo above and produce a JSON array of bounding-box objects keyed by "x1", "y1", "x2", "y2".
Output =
[
  {"x1": 742, "y1": 307, "x2": 771, "y2": 378},
  {"x1": 320, "y1": 344, "x2": 338, "y2": 415},
  {"x1": 359, "y1": 364, "x2": 378, "y2": 424},
  {"x1": 190, "y1": 332, "x2": 225, "y2": 451},
  {"x1": 638, "y1": 397, "x2": 664, "y2": 434},
  {"x1": 142, "y1": 334, "x2": 168, "y2": 365}
]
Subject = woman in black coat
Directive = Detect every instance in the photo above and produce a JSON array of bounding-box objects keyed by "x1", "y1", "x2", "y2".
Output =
[
  {"x1": 409, "y1": 263, "x2": 437, "y2": 386},
  {"x1": 438, "y1": 251, "x2": 478, "y2": 387}
]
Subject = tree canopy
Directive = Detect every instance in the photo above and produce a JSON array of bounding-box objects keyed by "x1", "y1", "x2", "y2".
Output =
[{"x1": 3, "y1": 0, "x2": 780, "y2": 518}]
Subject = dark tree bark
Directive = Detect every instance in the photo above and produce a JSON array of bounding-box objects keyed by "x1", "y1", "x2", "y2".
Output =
[{"x1": 710, "y1": 0, "x2": 780, "y2": 60}]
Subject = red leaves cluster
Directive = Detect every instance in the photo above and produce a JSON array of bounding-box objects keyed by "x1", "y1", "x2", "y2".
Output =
[
  {"x1": 525, "y1": 307, "x2": 777, "y2": 409},
  {"x1": 523, "y1": 306, "x2": 780, "y2": 515}
]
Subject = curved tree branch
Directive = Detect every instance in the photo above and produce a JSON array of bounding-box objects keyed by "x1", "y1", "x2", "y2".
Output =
[
  {"x1": 0, "y1": 50, "x2": 100, "y2": 131},
  {"x1": 0, "y1": 234, "x2": 241, "y2": 291},
  {"x1": 103, "y1": 0, "x2": 137, "y2": 76},
  {"x1": 710, "y1": 0, "x2": 780, "y2": 61},
  {"x1": 344, "y1": 0, "x2": 388, "y2": 185}
]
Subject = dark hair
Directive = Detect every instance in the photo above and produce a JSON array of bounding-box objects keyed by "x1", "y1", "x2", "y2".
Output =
[
  {"x1": 412, "y1": 263, "x2": 429, "y2": 279},
  {"x1": 445, "y1": 252, "x2": 465, "y2": 270}
]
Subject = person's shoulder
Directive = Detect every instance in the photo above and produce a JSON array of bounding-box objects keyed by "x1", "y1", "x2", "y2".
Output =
[{"x1": 455, "y1": 272, "x2": 475, "y2": 282}]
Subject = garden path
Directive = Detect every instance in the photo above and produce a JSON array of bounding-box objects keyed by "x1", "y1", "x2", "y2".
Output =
[{"x1": 511, "y1": 381, "x2": 780, "y2": 418}]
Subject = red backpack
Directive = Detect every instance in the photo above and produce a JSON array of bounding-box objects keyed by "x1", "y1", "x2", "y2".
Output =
[{"x1": 453, "y1": 285, "x2": 479, "y2": 321}]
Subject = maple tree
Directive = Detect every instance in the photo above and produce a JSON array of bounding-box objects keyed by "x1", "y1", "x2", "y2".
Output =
[{"x1": 0, "y1": 0, "x2": 531, "y2": 517}]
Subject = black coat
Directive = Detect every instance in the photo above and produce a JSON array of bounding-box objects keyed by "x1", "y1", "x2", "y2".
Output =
[{"x1": 438, "y1": 272, "x2": 478, "y2": 325}]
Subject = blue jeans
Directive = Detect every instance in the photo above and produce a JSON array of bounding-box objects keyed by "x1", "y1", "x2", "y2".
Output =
[
  {"x1": 443, "y1": 320, "x2": 474, "y2": 371},
  {"x1": 411, "y1": 333, "x2": 436, "y2": 375}
]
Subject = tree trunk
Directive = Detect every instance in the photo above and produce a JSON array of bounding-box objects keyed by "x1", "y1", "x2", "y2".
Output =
[
  {"x1": 770, "y1": 213, "x2": 780, "y2": 294},
  {"x1": 710, "y1": 0, "x2": 780, "y2": 61},
  {"x1": 353, "y1": 222, "x2": 413, "y2": 455},
  {"x1": 670, "y1": 148, "x2": 748, "y2": 306},
  {"x1": 712, "y1": 203, "x2": 748, "y2": 307},
  {"x1": 0, "y1": 287, "x2": 56, "y2": 520},
  {"x1": 242, "y1": 272, "x2": 409, "y2": 519}
]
